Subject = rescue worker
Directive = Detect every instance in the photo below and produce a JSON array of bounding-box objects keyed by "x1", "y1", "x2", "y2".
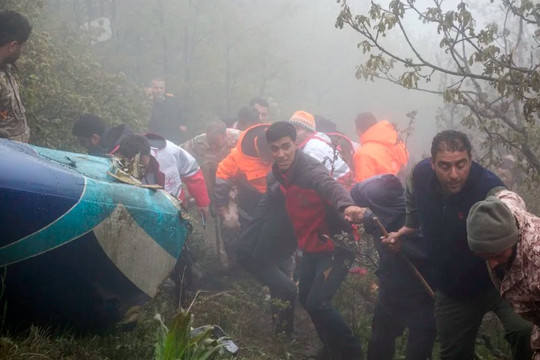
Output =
[
  {"x1": 0, "y1": 11, "x2": 32, "y2": 142},
  {"x1": 116, "y1": 134, "x2": 210, "y2": 306},
  {"x1": 72, "y1": 114, "x2": 134, "y2": 156},
  {"x1": 289, "y1": 110, "x2": 354, "y2": 188},
  {"x1": 351, "y1": 174, "x2": 436, "y2": 360},
  {"x1": 181, "y1": 119, "x2": 240, "y2": 192},
  {"x1": 182, "y1": 120, "x2": 241, "y2": 265},
  {"x1": 265, "y1": 121, "x2": 365, "y2": 360},
  {"x1": 353, "y1": 112, "x2": 409, "y2": 183},
  {"x1": 117, "y1": 133, "x2": 209, "y2": 217},
  {"x1": 148, "y1": 78, "x2": 186, "y2": 144},
  {"x1": 468, "y1": 190, "x2": 540, "y2": 359},
  {"x1": 213, "y1": 123, "x2": 272, "y2": 256},
  {"x1": 384, "y1": 130, "x2": 532, "y2": 360}
]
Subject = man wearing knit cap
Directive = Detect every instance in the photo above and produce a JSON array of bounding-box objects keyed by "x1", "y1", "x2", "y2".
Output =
[
  {"x1": 384, "y1": 130, "x2": 532, "y2": 360},
  {"x1": 289, "y1": 110, "x2": 353, "y2": 188},
  {"x1": 468, "y1": 189, "x2": 540, "y2": 359}
]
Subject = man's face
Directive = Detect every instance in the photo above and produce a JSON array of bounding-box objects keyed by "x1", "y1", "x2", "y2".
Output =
[
  {"x1": 269, "y1": 136, "x2": 297, "y2": 171},
  {"x1": 253, "y1": 103, "x2": 268, "y2": 122},
  {"x1": 207, "y1": 132, "x2": 226, "y2": 150},
  {"x1": 149, "y1": 80, "x2": 166, "y2": 102},
  {"x1": 431, "y1": 150, "x2": 471, "y2": 194},
  {"x1": 78, "y1": 134, "x2": 101, "y2": 149},
  {"x1": 294, "y1": 126, "x2": 310, "y2": 144},
  {"x1": 3, "y1": 41, "x2": 25, "y2": 64},
  {"x1": 476, "y1": 247, "x2": 514, "y2": 271},
  {"x1": 140, "y1": 154, "x2": 151, "y2": 169}
]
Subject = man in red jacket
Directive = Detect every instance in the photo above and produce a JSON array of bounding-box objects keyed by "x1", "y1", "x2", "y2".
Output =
[{"x1": 266, "y1": 121, "x2": 366, "y2": 360}]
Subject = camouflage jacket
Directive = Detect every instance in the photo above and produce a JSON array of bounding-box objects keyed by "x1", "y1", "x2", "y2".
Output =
[
  {"x1": 0, "y1": 64, "x2": 28, "y2": 140},
  {"x1": 181, "y1": 128, "x2": 240, "y2": 183},
  {"x1": 495, "y1": 189, "x2": 540, "y2": 358}
]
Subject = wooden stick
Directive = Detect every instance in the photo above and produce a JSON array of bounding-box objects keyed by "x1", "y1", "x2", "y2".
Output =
[{"x1": 373, "y1": 217, "x2": 435, "y2": 299}]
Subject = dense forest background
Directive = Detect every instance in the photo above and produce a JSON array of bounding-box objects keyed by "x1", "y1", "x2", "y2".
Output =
[
  {"x1": 5, "y1": 0, "x2": 537, "y2": 189},
  {"x1": 4, "y1": 0, "x2": 444, "y2": 156},
  {"x1": 0, "y1": 1, "x2": 539, "y2": 359}
]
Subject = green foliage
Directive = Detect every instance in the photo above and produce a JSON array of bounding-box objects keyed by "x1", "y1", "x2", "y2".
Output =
[
  {"x1": 1, "y1": 0, "x2": 150, "y2": 151},
  {"x1": 336, "y1": 0, "x2": 540, "y2": 179},
  {"x1": 154, "y1": 311, "x2": 227, "y2": 360},
  {"x1": 38, "y1": 1, "x2": 293, "y2": 135}
]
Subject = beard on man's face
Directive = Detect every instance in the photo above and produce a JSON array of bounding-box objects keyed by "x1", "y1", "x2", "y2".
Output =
[
  {"x1": 493, "y1": 263, "x2": 510, "y2": 280},
  {"x1": 3, "y1": 52, "x2": 21, "y2": 65}
]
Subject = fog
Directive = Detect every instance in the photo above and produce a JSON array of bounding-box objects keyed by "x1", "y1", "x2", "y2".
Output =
[{"x1": 43, "y1": 0, "x2": 449, "y2": 157}]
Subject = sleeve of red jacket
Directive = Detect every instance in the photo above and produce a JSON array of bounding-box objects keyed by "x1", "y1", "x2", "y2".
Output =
[{"x1": 182, "y1": 169, "x2": 210, "y2": 207}]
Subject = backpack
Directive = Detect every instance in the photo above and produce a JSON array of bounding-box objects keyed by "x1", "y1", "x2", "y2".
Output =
[{"x1": 324, "y1": 132, "x2": 356, "y2": 173}]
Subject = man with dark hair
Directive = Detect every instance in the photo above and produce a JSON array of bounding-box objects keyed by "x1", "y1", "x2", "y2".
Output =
[
  {"x1": 353, "y1": 112, "x2": 409, "y2": 182},
  {"x1": 72, "y1": 114, "x2": 134, "y2": 156},
  {"x1": 148, "y1": 78, "x2": 186, "y2": 144},
  {"x1": 314, "y1": 115, "x2": 337, "y2": 133},
  {"x1": 265, "y1": 121, "x2": 365, "y2": 360},
  {"x1": 117, "y1": 133, "x2": 209, "y2": 217},
  {"x1": 0, "y1": 10, "x2": 32, "y2": 142},
  {"x1": 249, "y1": 97, "x2": 269, "y2": 122},
  {"x1": 235, "y1": 106, "x2": 260, "y2": 131},
  {"x1": 385, "y1": 130, "x2": 532, "y2": 360}
]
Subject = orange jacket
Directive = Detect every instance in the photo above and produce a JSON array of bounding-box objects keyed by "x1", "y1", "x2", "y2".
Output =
[
  {"x1": 353, "y1": 120, "x2": 409, "y2": 182},
  {"x1": 215, "y1": 124, "x2": 271, "y2": 196}
]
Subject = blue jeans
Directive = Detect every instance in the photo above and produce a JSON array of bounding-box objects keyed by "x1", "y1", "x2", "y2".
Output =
[{"x1": 299, "y1": 251, "x2": 363, "y2": 360}]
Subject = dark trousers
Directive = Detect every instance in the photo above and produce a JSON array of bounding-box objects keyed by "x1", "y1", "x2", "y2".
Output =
[
  {"x1": 239, "y1": 256, "x2": 296, "y2": 334},
  {"x1": 299, "y1": 252, "x2": 363, "y2": 360},
  {"x1": 367, "y1": 293, "x2": 436, "y2": 360},
  {"x1": 435, "y1": 286, "x2": 533, "y2": 360}
]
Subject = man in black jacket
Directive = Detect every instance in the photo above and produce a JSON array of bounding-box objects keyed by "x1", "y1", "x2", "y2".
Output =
[
  {"x1": 148, "y1": 78, "x2": 186, "y2": 144},
  {"x1": 385, "y1": 130, "x2": 532, "y2": 360},
  {"x1": 72, "y1": 114, "x2": 134, "y2": 156},
  {"x1": 351, "y1": 174, "x2": 436, "y2": 360}
]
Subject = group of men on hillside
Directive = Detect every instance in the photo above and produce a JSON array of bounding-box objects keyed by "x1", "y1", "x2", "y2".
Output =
[{"x1": 3, "y1": 9, "x2": 540, "y2": 360}]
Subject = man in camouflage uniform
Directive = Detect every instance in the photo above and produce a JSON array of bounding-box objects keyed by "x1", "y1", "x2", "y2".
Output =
[
  {"x1": 182, "y1": 119, "x2": 240, "y2": 191},
  {"x1": 182, "y1": 120, "x2": 240, "y2": 264},
  {"x1": 0, "y1": 11, "x2": 32, "y2": 142},
  {"x1": 468, "y1": 189, "x2": 540, "y2": 359}
]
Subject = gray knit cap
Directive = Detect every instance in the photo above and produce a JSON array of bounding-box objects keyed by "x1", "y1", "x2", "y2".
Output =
[{"x1": 467, "y1": 196, "x2": 518, "y2": 254}]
